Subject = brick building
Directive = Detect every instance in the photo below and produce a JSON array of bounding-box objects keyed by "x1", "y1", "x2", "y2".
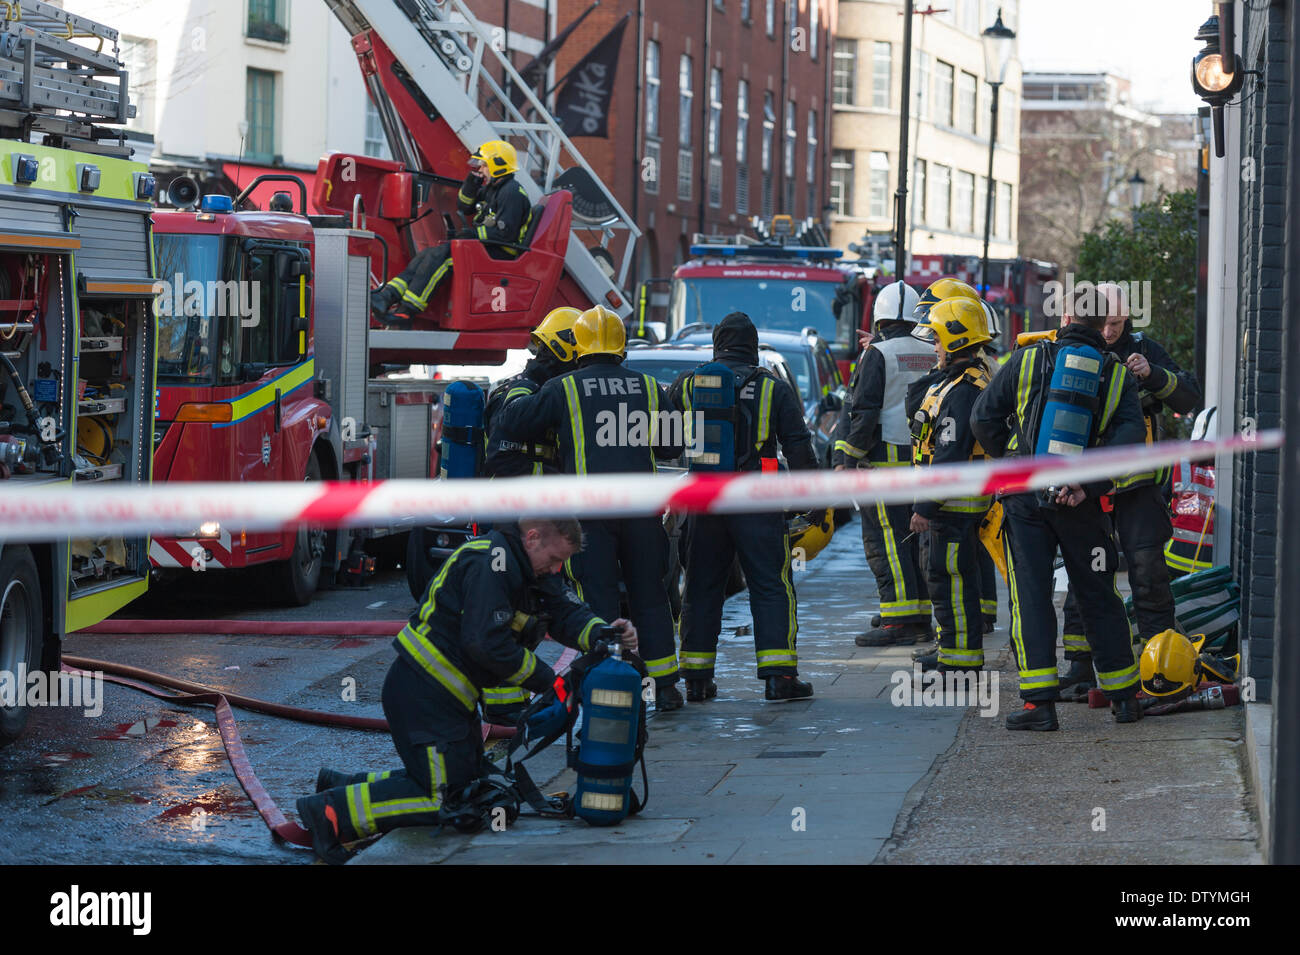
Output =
[{"x1": 555, "y1": 0, "x2": 833, "y2": 285}]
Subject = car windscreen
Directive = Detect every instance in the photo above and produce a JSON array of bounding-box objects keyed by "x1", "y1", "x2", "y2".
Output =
[{"x1": 622, "y1": 355, "x2": 701, "y2": 387}]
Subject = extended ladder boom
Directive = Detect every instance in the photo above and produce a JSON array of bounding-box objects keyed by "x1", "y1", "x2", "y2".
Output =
[
  {"x1": 325, "y1": 0, "x2": 639, "y2": 318},
  {"x1": 0, "y1": 0, "x2": 134, "y2": 156}
]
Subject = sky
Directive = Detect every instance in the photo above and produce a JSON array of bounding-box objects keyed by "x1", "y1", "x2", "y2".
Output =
[{"x1": 1016, "y1": 0, "x2": 1211, "y2": 113}]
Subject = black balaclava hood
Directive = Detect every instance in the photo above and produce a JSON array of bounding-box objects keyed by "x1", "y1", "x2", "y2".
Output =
[
  {"x1": 713, "y1": 311, "x2": 760, "y2": 365},
  {"x1": 525, "y1": 349, "x2": 565, "y2": 383}
]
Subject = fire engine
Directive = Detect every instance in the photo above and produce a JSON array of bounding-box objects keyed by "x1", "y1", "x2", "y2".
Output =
[
  {"x1": 0, "y1": 2, "x2": 157, "y2": 743},
  {"x1": 148, "y1": 0, "x2": 640, "y2": 603},
  {"x1": 657, "y1": 215, "x2": 875, "y2": 381},
  {"x1": 884, "y1": 253, "x2": 1059, "y2": 346}
]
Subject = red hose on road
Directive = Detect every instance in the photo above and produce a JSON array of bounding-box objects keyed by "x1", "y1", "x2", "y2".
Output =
[
  {"x1": 78, "y1": 619, "x2": 407, "y2": 635},
  {"x1": 62, "y1": 645, "x2": 578, "y2": 852}
]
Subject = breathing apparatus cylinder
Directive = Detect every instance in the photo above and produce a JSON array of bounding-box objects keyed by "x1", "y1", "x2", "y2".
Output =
[
  {"x1": 569, "y1": 639, "x2": 644, "y2": 826},
  {"x1": 439, "y1": 380, "x2": 485, "y2": 479},
  {"x1": 1034, "y1": 344, "x2": 1104, "y2": 457},
  {"x1": 686, "y1": 362, "x2": 738, "y2": 472}
]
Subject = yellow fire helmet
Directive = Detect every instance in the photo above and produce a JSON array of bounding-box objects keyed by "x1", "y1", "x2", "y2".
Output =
[
  {"x1": 913, "y1": 276, "x2": 980, "y2": 322},
  {"x1": 789, "y1": 508, "x2": 835, "y2": 562},
  {"x1": 914, "y1": 297, "x2": 993, "y2": 354},
  {"x1": 471, "y1": 140, "x2": 519, "y2": 179},
  {"x1": 529, "y1": 306, "x2": 582, "y2": 363},
  {"x1": 572, "y1": 304, "x2": 626, "y2": 358},
  {"x1": 1140, "y1": 629, "x2": 1206, "y2": 699}
]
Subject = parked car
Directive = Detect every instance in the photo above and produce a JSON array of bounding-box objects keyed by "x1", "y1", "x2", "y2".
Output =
[{"x1": 669, "y1": 325, "x2": 846, "y2": 467}]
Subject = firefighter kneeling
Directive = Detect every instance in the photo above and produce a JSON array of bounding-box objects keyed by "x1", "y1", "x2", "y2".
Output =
[
  {"x1": 971, "y1": 286, "x2": 1148, "y2": 731},
  {"x1": 296, "y1": 518, "x2": 635, "y2": 864},
  {"x1": 907, "y1": 299, "x2": 995, "y2": 673}
]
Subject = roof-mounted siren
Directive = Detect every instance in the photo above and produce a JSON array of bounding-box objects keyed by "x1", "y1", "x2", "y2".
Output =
[{"x1": 167, "y1": 176, "x2": 201, "y2": 210}]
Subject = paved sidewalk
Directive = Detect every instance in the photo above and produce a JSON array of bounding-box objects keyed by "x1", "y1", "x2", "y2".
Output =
[{"x1": 353, "y1": 522, "x2": 1261, "y2": 865}]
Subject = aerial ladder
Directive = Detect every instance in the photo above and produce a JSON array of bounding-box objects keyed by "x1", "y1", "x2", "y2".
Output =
[{"x1": 318, "y1": 0, "x2": 641, "y2": 366}]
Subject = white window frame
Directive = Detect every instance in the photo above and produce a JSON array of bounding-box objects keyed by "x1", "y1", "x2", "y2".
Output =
[
  {"x1": 830, "y1": 148, "x2": 854, "y2": 217},
  {"x1": 869, "y1": 151, "x2": 890, "y2": 219},
  {"x1": 872, "y1": 41, "x2": 891, "y2": 110}
]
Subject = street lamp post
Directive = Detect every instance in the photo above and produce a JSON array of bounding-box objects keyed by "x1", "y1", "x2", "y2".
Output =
[
  {"x1": 979, "y1": 9, "x2": 1015, "y2": 302},
  {"x1": 1127, "y1": 170, "x2": 1146, "y2": 227}
]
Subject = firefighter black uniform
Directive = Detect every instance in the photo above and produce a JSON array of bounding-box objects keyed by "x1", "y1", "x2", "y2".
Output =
[
  {"x1": 668, "y1": 312, "x2": 819, "y2": 702},
  {"x1": 297, "y1": 525, "x2": 606, "y2": 862},
  {"x1": 971, "y1": 320, "x2": 1148, "y2": 728},
  {"x1": 1061, "y1": 324, "x2": 1202, "y2": 674},
  {"x1": 908, "y1": 335, "x2": 994, "y2": 672},
  {"x1": 498, "y1": 308, "x2": 685, "y2": 706},
  {"x1": 371, "y1": 159, "x2": 533, "y2": 321},
  {"x1": 831, "y1": 286, "x2": 936, "y2": 645}
]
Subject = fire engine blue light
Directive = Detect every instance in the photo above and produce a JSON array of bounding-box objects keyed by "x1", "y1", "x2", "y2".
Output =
[
  {"x1": 200, "y1": 194, "x2": 234, "y2": 213},
  {"x1": 689, "y1": 244, "x2": 843, "y2": 260},
  {"x1": 13, "y1": 154, "x2": 38, "y2": 184}
]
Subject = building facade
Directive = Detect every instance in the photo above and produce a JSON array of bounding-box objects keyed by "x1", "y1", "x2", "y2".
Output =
[
  {"x1": 829, "y1": 0, "x2": 1021, "y2": 266},
  {"x1": 1019, "y1": 70, "x2": 1198, "y2": 269},
  {"x1": 555, "y1": 0, "x2": 833, "y2": 285}
]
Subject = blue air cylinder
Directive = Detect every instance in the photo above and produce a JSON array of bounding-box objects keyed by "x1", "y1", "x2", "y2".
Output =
[
  {"x1": 687, "y1": 362, "x2": 737, "y2": 472},
  {"x1": 439, "y1": 380, "x2": 485, "y2": 478},
  {"x1": 570, "y1": 646, "x2": 643, "y2": 826},
  {"x1": 1035, "y1": 344, "x2": 1104, "y2": 456}
]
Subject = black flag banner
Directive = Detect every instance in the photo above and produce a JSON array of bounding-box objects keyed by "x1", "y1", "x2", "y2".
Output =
[{"x1": 553, "y1": 14, "x2": 629, "y2": 139}]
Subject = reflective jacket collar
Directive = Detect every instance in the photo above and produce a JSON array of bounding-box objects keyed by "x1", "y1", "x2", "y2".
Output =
[{"x1": 875, "y1": 321, "x2": 915, "y2": 341}]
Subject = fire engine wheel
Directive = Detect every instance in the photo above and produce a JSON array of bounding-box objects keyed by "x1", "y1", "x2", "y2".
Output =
[
  {"x1": 275, "y1": 457, "x2": 326, "y2": 606},
  {"x1": 0, "y1": 546, "x2": 43, "y2": 746}
]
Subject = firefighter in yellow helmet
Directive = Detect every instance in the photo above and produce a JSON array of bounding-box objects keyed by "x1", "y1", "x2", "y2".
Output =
[
  {"x1": 498, "y1": 304, "x2": 688, "y2": 711},
  {"x1": 905, "y1": 298, "x2": 995, "y2": 673},
  {"x1": 370, "y1": 140, "x2": 533, "y2": 326}
]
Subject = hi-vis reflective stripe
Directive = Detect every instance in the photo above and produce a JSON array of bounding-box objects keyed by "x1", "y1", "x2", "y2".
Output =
[
  {"x1": 577, "y1": 616, "x2": 601, "y2": 650},
  {"x1": 834, "y1": 439, "x2": 866, "y2": 459},
  {"x1": 645, "y1": 373, "x2": 660, "y2": 467},
  {"x1": 0, "y1": 432, "x2": 1276, "y2": 543},
  {"x1": 880, "y1": 598, "x2": 928, "y2": 617},
  {"x1": 482, "y1": 686, "x2": 530, "y2": 706},
  {"x1": 1018, "y1": 667, "x2": 1058, "y2": 691},
  {"x1": 398, "y1": 624, "x2": 479, "y2": 710},
  {"x1": 1151, "y1": 367, "x2": 1179, "y2": 400},
  {"x1": 562, "y1": 376, "x2": 588, "y2": 474},
  {"x1": 756, "y1": 378, "x2": 774, "y2": 449},
  {"x1": 1008, "y1": 349, "x2": 1038, "y2": 452},
  {"x1": 1062, "y1": 633, "x2": 1091, "y2": 652},
  {"x1": 1095, "y1": 663, "x2": 1140, "y2": 692},
  {"x1": 681, "y1": 652, "x2": 716, "y2": 670},
  {"x1": 876, "y1": 501, "x2": 908, "y2": 600},
  {"x1": 504, "y1": 649, "x2": 539, "y2": 686},
  {"x1": 757, "y1": 649, "x2": 798, "y2": 666},
  {"x1": 215, "y1": 359, "x2": 315, "y2": 428},
  {"x1": 1097, "y1": 365, "x2": 1127, "y2": 434},
  {"x1": 644, "y1": 654, "x2": 679, "y2": 679}
]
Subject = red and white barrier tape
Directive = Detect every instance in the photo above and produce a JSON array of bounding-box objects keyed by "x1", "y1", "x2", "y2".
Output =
[{"x1": 0, "y1": 432, "x2": 1279, "y2": 542}]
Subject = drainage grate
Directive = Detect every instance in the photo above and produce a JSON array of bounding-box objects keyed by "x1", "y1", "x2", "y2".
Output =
[{"x1": 756, "y1": 751, "x2": 825, "y2": 759}]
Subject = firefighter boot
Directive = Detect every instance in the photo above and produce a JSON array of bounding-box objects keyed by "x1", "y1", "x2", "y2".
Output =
[
  {"x1": 870, "y1": 613, "x2": 883, "y2": 629},
  {"x1": 316, "y1": 768, "x2": 357, "y2": 793},
  {"x1": 297, "y1": 793, "x2": 355, "y2": 865},
  {"x1": 914, "y1": 650, "x2": 939, "y2": 673},
  {"x1": 369, "y1": 286, "x2": 397, "y2": 320},
  {"x1": 656, "y1": 683, "x2": 685, "y2": 713},
  {"x1": 686, "y1": 679, "x2": 717, "y2": 702},
  {"x1": 1006, "y1": 701, "x2": 1059, "y2": 732},
  {"x1": 856, "y1": 622, "x2": 925, "y2": 647},
  {"x1": 1111, "y1": 697, "x2": 1144, "y2": 724},
  {"x1": 1058, "y1": 656, "x2": 1095, "y2": 703},
  {"x1": 765, "y1": 675, "x2": 814, "y2": 702}
]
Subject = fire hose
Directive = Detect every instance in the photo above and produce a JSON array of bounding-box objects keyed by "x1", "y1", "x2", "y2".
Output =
[{"x1": 62, "y1": 635, "x2": 577, "y2": 852}]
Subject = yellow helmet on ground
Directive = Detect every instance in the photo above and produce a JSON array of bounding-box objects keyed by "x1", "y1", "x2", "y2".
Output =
[
  {"x1": 789, "y1": 508, "x2": 835, "y2": 561},
  {"x1": 914, "y1": 298, "x2": 992, "y2": 353},
  {"x1": 572, "y1": 304, "x2": 626, "y2": 358},
  {"x1": 529, "y1": 307, "x2": 582, "y2": 362},
  {"x1": 913, "y1": 277, "x2": 980, "y2": 322},
  {"x1": 1140, "y1": 630, "x2": 1204, "y2": 699},
  {"x1": 471, "y1": 140, "x2": 519, "y2": 179}
]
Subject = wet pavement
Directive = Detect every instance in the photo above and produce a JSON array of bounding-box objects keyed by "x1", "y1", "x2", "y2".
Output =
[{"x1": 2, "y1": 520, "x2": 1261, "y2": 865}]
